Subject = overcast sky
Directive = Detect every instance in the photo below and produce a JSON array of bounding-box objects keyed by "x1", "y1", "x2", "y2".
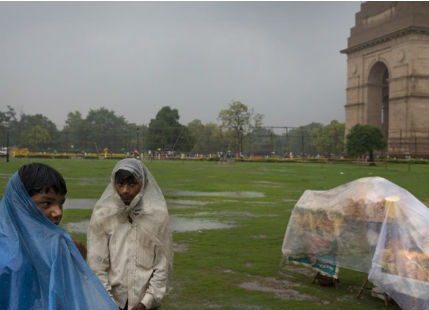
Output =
[{"x1": 0, "y1": 1, "x2": 362, "y2": 129}]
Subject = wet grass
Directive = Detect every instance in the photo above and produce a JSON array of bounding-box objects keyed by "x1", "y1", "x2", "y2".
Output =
[{"x1": 1, "y1": 158, "x2": 429, "y2": 309}]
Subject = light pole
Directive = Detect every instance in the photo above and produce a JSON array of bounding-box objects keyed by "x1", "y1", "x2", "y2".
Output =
[
  {"x1": 6, "y1": 128, "x2": 9, "y2": 163},
  {"x1": 2, "y1": 119, "x2": 10, "y2": 163},
  {"x1": 136, "y1": 127, "x2": 140, "y2": 152}
]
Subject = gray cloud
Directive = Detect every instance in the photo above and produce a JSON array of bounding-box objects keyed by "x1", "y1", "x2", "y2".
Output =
[{"x1": 0, "y1": 1, "x2": 361, "y2": 128}]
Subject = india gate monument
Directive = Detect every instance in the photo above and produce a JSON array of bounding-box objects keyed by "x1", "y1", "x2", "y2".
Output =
[{"x1": 341, "y1": 2, "x2": 429, "y2": 157}]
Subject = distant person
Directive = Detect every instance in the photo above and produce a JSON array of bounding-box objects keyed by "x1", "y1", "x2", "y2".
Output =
[
  {"x1": 88, "y1": 158, "x2": 173, "y2": 310},
  {"x1": 0, "y1": 163, "x2": 117, "y2": 310}
]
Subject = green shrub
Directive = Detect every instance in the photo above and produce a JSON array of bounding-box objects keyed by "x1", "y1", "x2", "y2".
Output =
[
  {"x1": 28, "y1": 153, "x2": 54, "y2": 159},
  {"x1": 379, "y1": 158, "x2": 428, "y2": 164}
]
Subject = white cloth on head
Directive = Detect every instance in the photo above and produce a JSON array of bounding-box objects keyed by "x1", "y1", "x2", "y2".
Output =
[{"x1": 87, "y1": 158, "x2": 173, "y2": 309}]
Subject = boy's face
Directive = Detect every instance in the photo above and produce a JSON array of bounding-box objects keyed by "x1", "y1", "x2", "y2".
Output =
[
  {"x1": 31, "y1": 188, "x2": 65, "y2": 225},
  {"x1": 114, "y1": 177, "x2": 142, "y2": 206}
]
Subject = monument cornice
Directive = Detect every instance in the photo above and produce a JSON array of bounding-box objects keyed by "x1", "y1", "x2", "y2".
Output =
[
  {"x1": 340, "y1": 26, "x2": 429, "y2": 55},
  {"x1": 389, "y1": 95, "x2": 429, "y2": 101},
  {"x1": 345, "y1": 75, "x2": 429, "y2": 91},
  {"x1": 344, "y1": 102, "x2": 364, "y2": 108}
]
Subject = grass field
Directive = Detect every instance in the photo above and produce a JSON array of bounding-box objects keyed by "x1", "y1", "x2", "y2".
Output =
[{"x1": 1, "y1": 158, "x2": 429, "y2": 310}]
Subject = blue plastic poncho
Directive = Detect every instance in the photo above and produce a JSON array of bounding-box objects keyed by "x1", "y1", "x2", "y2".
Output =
[{"x1": 0, "y1": 173, "x2": 118, "y2": 310}]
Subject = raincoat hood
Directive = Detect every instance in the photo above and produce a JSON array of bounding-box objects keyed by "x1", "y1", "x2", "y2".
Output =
[{"x1": 92, "y1": 158, "x2": 173, "y2": 271}]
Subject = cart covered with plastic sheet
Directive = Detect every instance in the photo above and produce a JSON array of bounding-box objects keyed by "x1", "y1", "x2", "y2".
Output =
[{"x1": 281, "y1": 177, "x2": 429, "y2": 310}]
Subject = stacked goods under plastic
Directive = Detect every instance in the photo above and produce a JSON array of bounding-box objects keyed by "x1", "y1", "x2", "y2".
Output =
[
  {"x1": 282, "y1": 177, "x2": 429, "y2": 310},
  {"x1": 382, "y1": 247, "x2": 429, "y2": 281},
  {"x1": 370, "y1": 195, "x2": 429, "y2": 310}
]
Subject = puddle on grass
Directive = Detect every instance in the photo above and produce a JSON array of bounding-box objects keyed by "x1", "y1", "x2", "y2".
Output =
[
  {"x1": 64, "y1": 199, "x2": 97, "y2": 209},
  {"x1": 166, "y1": 199, "x2": 208, "y2": 209},
  {"x1": 64, "y1": 198, "x2": 211, "y2": 210},
  {"x1": 194, "y1": 211, "x2": 256, "y2": 218},
  {"x1": 238, "y1": 276, "x2": 320, "y2": 302},
  {"x1": 64, "y1": 215, "x2": 236, "y2": 234},
  {"x1": 166, "y1": 199, "x2": 210, "y2": 210},
  {"x1": 252, "y1": 234, "x2": 268, "y2": 239},
  {"x1": 245, "y1": 201, "x2": 271, "y2": 205},
  {"x1": 167, "y1": 205, "x2": 197, "y2": 210},
  {"x1": 253, "y1": 180, "x2": 281, "y2": 185},
  {"x1": 252, "y1": 181, "x2": 282, "y2": 188},
  {"x1": 173, "y1": 242, "x2": 189, "y2": 253},
  {"x1": 164, "y1": 190, "x2": 264, "y2": 198},
  {"x1": 280, "y1": 264, "x2": 316, "y2": 278},
  {"x1": 254, "y1": 184, "x2": 282, "y2": 188},
  {"x1": 237, "y1": 276, "x2": 332, "y2": 304},
  {"x1": 0, "y1": 173, "x2": 12, "y2": 179},
  {"x1": 167, "y1": 199, "x2": 208, "y2": 206},
  {"x1": 63, "y1": 220, "x2": 90, "y2": 233},
  {"x1": 170, "y1": 215, "x2": 236, "y2": 232}
]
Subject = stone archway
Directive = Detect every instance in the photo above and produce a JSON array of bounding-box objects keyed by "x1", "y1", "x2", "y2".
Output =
[
  {"x1": 367, "y1": 62, "x2": 389, "y2": 140},
  {"x1": 341, "y1": 2, "x2": 429, "y2": 157}
]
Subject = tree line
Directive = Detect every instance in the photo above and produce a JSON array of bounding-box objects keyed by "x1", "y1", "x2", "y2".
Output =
[{"x1": 0, "y1": 102, "x2": 385, "y2": 158}]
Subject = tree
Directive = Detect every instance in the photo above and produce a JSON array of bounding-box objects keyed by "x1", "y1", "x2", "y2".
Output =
[
  {"x1": 0, "y1": 106, "x2": 17, "y2": 147},
  {"x1": 187, "y1": 119, "x2": 204, "y2": 153},
  {"x1": 85, "y1": 108, "x2": 129, "y2": 153},
  {"x1": 250, "y1": 127, "x2": 276, "y2": 155},
  {"x1": 218, "y1": 101, "x2": 263, "y2": 153},
  {"x1": 63, "y1": 111, "x2": 87, "y2": 152},
  {"x1": 0, "y1": 105, "x2": 17, "y2": 127},
  {"x1": 18, "y1": 114, "x2": 58, "y2": 150},
  {"x1": 22, "y1": 125, "x2": 52, "y2": 151},
  {"x1": 187, "y1": 120, "x2": 226, "y2": 154},
  {"x1": 311, "y1": 120, "x2": 345, "y2": 156},
  {"x1": 346, "y1": 124, "x2": 387, "y2": 162},
  {"x1": 286, "y1": 122, "x2": 323, "y2": 156},
  {"x1": 147, "y1": 106, "x2": 193, "y2": 152}
]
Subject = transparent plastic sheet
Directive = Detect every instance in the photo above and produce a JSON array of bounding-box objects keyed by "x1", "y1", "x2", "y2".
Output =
[
  {"x1": 369, "y1": 195, "x2": 429, "y2": 310},
  {"x1": 0, "y1": 173, "x2": 118, "y2": 310},
  {"x1": 281, "y1": 177, "x2": 429, "y2": 309}
]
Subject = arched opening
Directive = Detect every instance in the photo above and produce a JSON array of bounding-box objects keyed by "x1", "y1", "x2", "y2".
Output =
[{"x1": 367, "y1": 62, "x2": 389, "y2": 140}]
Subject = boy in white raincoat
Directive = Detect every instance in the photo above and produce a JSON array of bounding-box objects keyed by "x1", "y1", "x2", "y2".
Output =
[{"x1": 88, "y1": 158, "x2": 173, "y2": 310}]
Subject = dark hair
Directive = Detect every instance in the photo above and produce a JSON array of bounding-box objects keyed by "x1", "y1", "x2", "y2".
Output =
[
  {"x1": 18, "y1": 163, "x2": 67, "y2": 197},
  {"x1": 114, "y1": 170, "x2": 139, "y2": 185}
]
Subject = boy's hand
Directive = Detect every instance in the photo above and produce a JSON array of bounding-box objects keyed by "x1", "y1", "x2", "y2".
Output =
[
  {"x1": 131, "y1": 303, "x2": 146, "y2": 310},
  {"x1": 71, "y1": 236, "x2": 87, "y2": 259}
]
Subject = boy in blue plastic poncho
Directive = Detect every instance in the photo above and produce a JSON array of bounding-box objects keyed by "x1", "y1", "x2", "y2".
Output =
[
  {"x1": 18, "y1": 162, "x2": 87, "y2": 258},
  {"x1": 0, "y1": 163, "x2": 118, "y2": 310}
]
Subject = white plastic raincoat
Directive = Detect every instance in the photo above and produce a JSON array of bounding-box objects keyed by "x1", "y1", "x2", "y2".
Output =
[{"x1": 87, "y1": 159, "x2": 173, "y2": 309}]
